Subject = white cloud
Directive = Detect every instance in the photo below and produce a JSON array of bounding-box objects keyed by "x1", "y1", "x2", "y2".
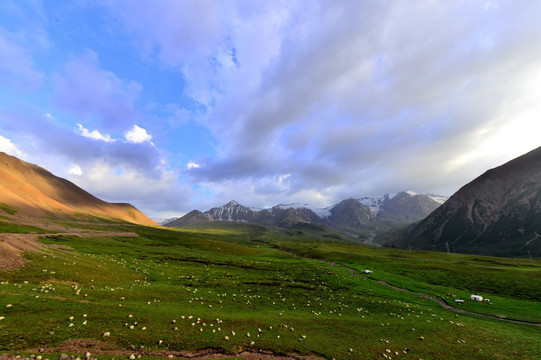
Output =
[
  {"x1": 0, "y1": 135, "x2": 23, "y2": 157},
  {"x1": 5, "y1": 1, "x2": 541, "y2": 216},
  {"x1": 68, "y1": 165, "x2": 83, "y2": 176},
  {"x1": 44, "y1": 113, "x2": 55, "y2": 120},
  {"x1": 125, "y1": 125, "x2": 152, "y2": 144},
  {"x1": 69, "y1": 160, "x2": 192, "y2": 217},
  {"x1": 195, "y1": 174, "x2": 334, "y2": 210},
  {"x1": 76, "y1": 123, "x2": 114, "y2": 142}
]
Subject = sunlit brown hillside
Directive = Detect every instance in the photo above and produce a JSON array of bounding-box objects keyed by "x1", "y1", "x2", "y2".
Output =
[{"x1": 0, "y1": 152, "x2": 155, "y2": 226}]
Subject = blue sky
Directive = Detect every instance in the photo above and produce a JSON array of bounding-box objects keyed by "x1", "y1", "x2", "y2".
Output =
[{"x1": 1, "y1": 1, "x2": 541, "y2": 218}]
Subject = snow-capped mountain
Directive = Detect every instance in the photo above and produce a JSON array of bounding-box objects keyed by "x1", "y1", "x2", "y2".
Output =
[
  {"x1": 274, "y1": 203, "x2": 333, "y2": 218},
  {"x1": 358, "y1": 196, "x2": 385, "y2": 214},
  {"x1": 427, "y1": 194, "x2": 448, "y2": 204},
  {"x1": 204, "y1": 201, "x2": 321, "y2": 227},
  {"x1": 205, "y1": 200, "x2": 259, "y2": 222},
  {"x1": 166, "y1": 191, "x2": 448, "y2": 240}
]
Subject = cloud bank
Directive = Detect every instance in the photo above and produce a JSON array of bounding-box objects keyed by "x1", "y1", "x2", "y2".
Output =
[
  {"x1": 1, "y1": 1, "x2": 541, "y2": 216},
  {"x1": 143, "y1": 1, "x2": 541, "y2": 206}
]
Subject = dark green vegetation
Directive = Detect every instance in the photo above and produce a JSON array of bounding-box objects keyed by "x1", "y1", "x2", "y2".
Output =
[{"x1": 0, "y1": 220, "x2": 540, "y2": 360}]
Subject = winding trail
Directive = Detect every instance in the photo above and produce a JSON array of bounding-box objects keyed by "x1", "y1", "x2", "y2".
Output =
[
  {"x1": 333, "y1": 263, "x2": 541, "y2": 327},
  {"x1": 262, "y1": 245, "x2": 540, "y2": 327},
  {"x1": 370, "y1": 278, "x2": 541, "y2": 327},
  {"x1": 525, "y1": 232, "x2": 540, "y2": 246}
]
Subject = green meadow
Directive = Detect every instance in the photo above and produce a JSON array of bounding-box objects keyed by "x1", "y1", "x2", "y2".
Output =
[{"x1": 0, "y1": 220, "x2": 540, "y2": 359}]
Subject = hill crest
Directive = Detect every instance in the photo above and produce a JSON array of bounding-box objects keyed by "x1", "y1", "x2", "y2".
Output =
[
  {"x1": 396, "y1": 146, "x2": 541, "y2": 257},
  {"x1": 0, "y1": 152, "x2": 155, "y2": 225}
]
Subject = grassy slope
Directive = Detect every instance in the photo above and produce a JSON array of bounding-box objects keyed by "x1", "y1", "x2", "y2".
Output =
[
  {"x1": 0, "y1": 220, "x2": 539, "y2": 360},
  {"x1": 0, "y1": 221, "x2": 54, "y2": 234}
]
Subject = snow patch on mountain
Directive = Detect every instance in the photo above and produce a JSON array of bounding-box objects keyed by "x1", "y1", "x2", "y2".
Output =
[
  {"x1": 427, "y1": 195, "x2": 448, "y2": 204},
  {"x1": 199, "y1": 190, "x2": 449, "y2": 225},
  {"x1": 205, "y1": 200, "x2": 256, "y2": 221},
  {"x1": 358, "y1": 196, "x2": 385, "y2": 214},
  {"x1": 152, "y1": 217, "x2": 178, "y2": 225},
  {"x1": 275, "y1": 203, "x2": 332, "y2": 218}
]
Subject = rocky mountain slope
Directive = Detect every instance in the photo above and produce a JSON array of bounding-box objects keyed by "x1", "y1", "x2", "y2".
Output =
[
  {"x1": 394, "y1": 146, "x2": 541, "y2": 257},
  {"x1": 166, "y1": 191, "x2": 447, "y2": 239},
  {"x1": 0, "y1": 152, "x2": 155, "y2": 225},
  {"x1": 165, "y1": 210, "x2": 213, "y2": 227},
  {"x1": 205, "y1": 201, "x2": 259, "y2": 222}
]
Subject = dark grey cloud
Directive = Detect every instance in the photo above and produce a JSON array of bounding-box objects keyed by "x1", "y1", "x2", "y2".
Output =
[{"x1": 181, "y1": 1, "x2": 541, "y2": 207}]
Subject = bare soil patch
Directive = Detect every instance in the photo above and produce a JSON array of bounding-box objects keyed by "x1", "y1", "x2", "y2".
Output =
[
  {"x1": 0, "y1": 230, "x2": 138, "y2": 270},
  {"x1": 34, "y1": 339, "x2": 324, "y2": 360},
  {"x1": 0, "y1": 233, "x2": 44, "y2": 269}
]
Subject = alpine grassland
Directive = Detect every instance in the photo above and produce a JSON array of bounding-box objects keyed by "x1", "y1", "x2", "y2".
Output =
[{"x1": 0, "y1": 220, "x2": 540, "y2": 359}]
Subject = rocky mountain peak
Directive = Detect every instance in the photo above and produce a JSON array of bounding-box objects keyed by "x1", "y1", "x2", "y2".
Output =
[
  {"x1": 168, "y1": 191, "x2": 447, "y2": 239},
  {"x1": 328, "y1": 198, "x2": 372, "y2": 228},
  {"x1": 395, "y1": 146, "x2": 541, "y2": 257},
  {"x1": 165, "y1": 210, "x2": 212, "y2": 227}
]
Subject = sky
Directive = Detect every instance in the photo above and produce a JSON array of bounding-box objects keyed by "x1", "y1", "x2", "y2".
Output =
[{"x1": 1, "y1": 1, "x2": 541, "y2": 218}]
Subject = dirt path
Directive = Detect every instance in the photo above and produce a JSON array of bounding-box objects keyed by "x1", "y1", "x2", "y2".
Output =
[
  {"x1": 370, "y1": 278, "x2": 541, "y2": 327},
  {"x1": 29, "y1": 339, "x2": 324, "y2": 360},
  {"x1": 0, "y1": 231, "x2": 138, "y2": 270}
]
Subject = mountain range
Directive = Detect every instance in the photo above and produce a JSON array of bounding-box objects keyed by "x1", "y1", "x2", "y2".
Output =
[
  {"x1": 3, "y1": 145, "x2": 541, "y2": 258},
  {"x1": 393, "y1": 146, "x2": 541, "y2": 257},
  {"x1": 165, "y1": 191, "x2": 448, "y2": 240},
  {"x1": 0, "y1": 152, "x2": 155, "y2": 226}
]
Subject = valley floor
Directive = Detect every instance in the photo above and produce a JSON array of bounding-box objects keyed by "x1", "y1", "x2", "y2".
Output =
[{"x1": 0, "y1": 220, "x2": 540, "y2": 360}]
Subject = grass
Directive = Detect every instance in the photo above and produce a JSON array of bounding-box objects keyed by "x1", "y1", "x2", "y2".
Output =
[
  {"x1": 0, "y1": 221, "x2": 52, "y2": 234},
  {"x1": 0, "y1": 221, "x2": 540, "y2": 359},
  {"x1": 271, "y1": 241, "x2": 541, "y2": 322},
  {"x1": 0, "y1": 202, "x2": 17, "y2": 215}
]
